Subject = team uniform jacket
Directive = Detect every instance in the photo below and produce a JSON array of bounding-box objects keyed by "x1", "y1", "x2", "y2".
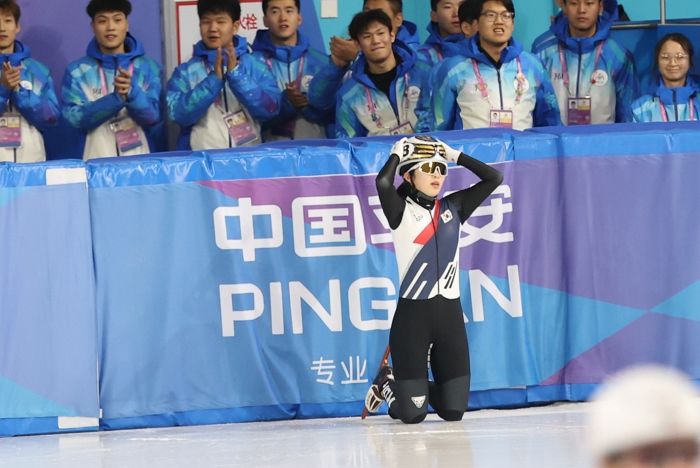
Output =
[
  {"x1": 416, "y1": 22, "x2": 468, "y2": 67},
  {"x1": 631, "y1": 77, "x2": 700, "y2": 123},
  {"x1": 531, "y1": 4, "x2": 639, "y2": 124},
  {"x1": 426, "y1": 36, "x2": 561, "y2": 131},
  {"x1": 335, "y1": 42, "x2": 430, "y2": 139},
  {"x1": 307, "y1": 21, "x2": 421, "y2": 116},
  {"x1": 251, "y1": 30, "x2": 330, "y2": 141},
  {"x1": 414, "y1": 23, "x2": 468, "y2": 132},
  {"x1": 166, "y1": 36, "x2": 281, "y2": 150},
  {"x1": 0, "y1": 41, "x2": 59, "y2": 163},
  {"x1": 62, "y1": 33, "x2": 161, "y2": 160},
  {"x1": 376, "y1": 153, "x2": 503, "y2": 300},
  {"x1": 396, "y1": 21, "x2": 420, "y2": 52}
]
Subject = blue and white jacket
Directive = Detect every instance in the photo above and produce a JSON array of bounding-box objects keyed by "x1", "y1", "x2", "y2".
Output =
[
  {"x1": 531, "y1": 1, "x2": 639, "y2": 124},
  {"x1": 631, "y1": 77, "x2": 700, "y2": 123},
  {"x1": 251, "y1": 30, "x2": 330, "y2": 141},
  {"x1": 166, "y1": 36, "x2": 281, "y2": 150},
  {"x1": 62, "y1": 33, "x2": 162, "y2": 160},
  {"x1": 417, "y1": 22, "x2": 468, "y2": 67},
  {"x1": 306, "y1": 20, "x2": 421, "y2": 117},
  {"x1": 414, "y1": 23, "x2": 468, "y2": 131},
  {"x1": 426, "y1": 36, "x2": 561, "y2": 131},
  {"x1": 335, "y1": 42, "x2": 430, "y2": 139},
  {"x1": 397, "y1": 21, "x2": 420, "y2": 52},
  {"x1": 0, "y1": 41, "x2": 59, "y2": 163}
]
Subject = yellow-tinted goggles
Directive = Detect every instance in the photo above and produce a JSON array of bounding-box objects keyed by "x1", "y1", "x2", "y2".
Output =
[{"x1": 415, "y1": 161, "x2": 448, "y2": 176}]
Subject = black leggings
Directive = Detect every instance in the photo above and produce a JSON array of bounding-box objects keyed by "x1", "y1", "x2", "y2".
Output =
[{"x1": 388, "y1": 296, "x2": 470, "y2": 424}]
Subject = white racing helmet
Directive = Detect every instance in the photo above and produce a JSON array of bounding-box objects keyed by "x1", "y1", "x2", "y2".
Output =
[{"x1": 395, "y1": 136, "x2": 449, "y2": 177}]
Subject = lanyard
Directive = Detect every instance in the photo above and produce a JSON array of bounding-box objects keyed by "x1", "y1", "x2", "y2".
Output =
[
  {"x1": 471, "y1": 57, "x2": 525, "y2": 107},
  {"x1": 658, "y1": 97, "x2": 696, "y2": 122},
  {"x1": 364, "y1": 74, "x2": 411, "y2": 127},
  {"x1": 266, "y1": 55, "x2": 306, "y2": 88},
  {"x1": 98, "y1": 63, "x2": 135, "y2": 96},
  {"x1": 559, "y1": 42, "x2": 604, "y2": 98}
]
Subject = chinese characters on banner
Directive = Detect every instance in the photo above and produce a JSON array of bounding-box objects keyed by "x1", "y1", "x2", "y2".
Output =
[{"x1": 213, "y1": 182, "x2": 516, "y2": 387}]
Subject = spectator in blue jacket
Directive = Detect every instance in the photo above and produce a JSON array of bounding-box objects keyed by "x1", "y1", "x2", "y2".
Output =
[
  {"x1": 363, "y1": 0, "x2": 420, "y2": 51},
  {"x1": 335, "y1": 9, "x2": 430, "y2": 139},
  {"x1": 532, "y1": 0, "x2": 638, "y2": 125},
  {"x1": 0, "y1": 0, "x2": 59, "y2": 163},
  {"x1": 309, "y1": 0, "x2": 421, "y2": 130},
  {"x1": 166, "y1": 0, "x2": 281, "y2": 150},
  {"x1": 632, "y1": 33, "x2": 699, "y2": 123},
  {"x1": 251, "y1": 0, "x2": 330, "y2": 141},
  {"x1": 62, "y1": 0, "x2": 161, "y2": 160},
  {"x1": 417, "y1": 0, "x2": 469, "y2": 67},
  {"x1": 425, "y1": 0, "x2": 561, "y2": 131},
  {"x1": 415, "y1": 1, "x2": 479, "y2": 132}
]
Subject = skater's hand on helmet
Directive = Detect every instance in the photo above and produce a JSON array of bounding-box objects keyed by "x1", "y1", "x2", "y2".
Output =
[
  {"x1": 389, "y1": 137, "x2": 411, "y2": 162},
  {"x1": 400, "y1": 135, "x2": 448, "y2": 163},
  {"x1": 432, "y1": 137, "x2": 462, "y2": 163}
]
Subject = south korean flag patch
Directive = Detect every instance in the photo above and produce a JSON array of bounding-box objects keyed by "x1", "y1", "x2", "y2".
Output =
[{"x1": 441, "y1": 209, "x2": 453, "y2": 224}]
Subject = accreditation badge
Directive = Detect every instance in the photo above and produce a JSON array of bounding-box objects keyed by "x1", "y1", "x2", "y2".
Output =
[
  {"x1": 0, "y1": 113, "x2": 21, "y2": 148},
  {"x1": 390, "y1": 122, "x2": 414, "y2": 135},
  {"x1": 224, "y1": 110, "x2": 259, "y2": 146},
  {"x1": 489, "y1": 109, "x2": 513, "y2": 129},
  {"x1": 567, "y1": 97, "x2": 592, "y2": 126},
  {"x1": 110, "y1": 117, "x2": 145, "y2": 153}
]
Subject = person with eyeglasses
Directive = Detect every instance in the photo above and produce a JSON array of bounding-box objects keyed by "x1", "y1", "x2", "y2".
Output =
[
  {"x1": 427, "y1": 0, "x2": 561, "y2": 131},
  {"x1": 631, "y1": 33, "x2": 698, "y2": 123},
  {"x1": 365, "y1": 135, "x2": 502, "y2": 424},
  {"x1": 532, "y1": 0, "x2": 639, "y2": 125}
]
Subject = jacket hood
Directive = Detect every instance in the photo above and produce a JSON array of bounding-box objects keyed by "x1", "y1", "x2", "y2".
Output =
[
  {"x1": 192, "y1": 35, "x2": 250, "y2": 66},
  {"x1": 396, "y1": 20, "x2": 419, "y2": 47},
  {"x1": 465, "y1": 34, "x2": 523, "y2": 66},
  {"x1": 424, "y1": 22, "x2": 468, "y2": 57},
  {"x1": 87, "y1": 33, "x2": 144, "y2": 70},
  {"x1": 251, "y1": 29, "x2": 309, "y2": 63},
  {"x1": 351, "y1": 40, "x2": 417, "y2": 89},
  {"x1": 0, "y1": 40, "x2": 30, "y2": 67},
  {"x1": 656, "y1": 76, "x2": 698, "y2": 106},
  {"x1": 550, "y1": 0, "x2": 616, "y2": 53}
]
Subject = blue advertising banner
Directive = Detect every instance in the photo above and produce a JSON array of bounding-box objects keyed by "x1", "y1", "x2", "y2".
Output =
[
  {"x1": 86, "y1": 124, "x2": 700, "y2": 429},
  {"x1": 0, "y1": 162, "x2": 99, "y2": 436},
  {"x1": 2, "y1": 123, "x2": 699, "y2": 435}
]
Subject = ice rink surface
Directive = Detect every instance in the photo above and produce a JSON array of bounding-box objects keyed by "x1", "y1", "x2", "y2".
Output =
[{"x1": 0, "y1": 403, "x2": 594, "y2": 468}]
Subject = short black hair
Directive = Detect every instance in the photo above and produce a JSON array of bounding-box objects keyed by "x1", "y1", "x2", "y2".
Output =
[
  {"x1": 475, "y1": 0, "x2": 514, "y2": 15},
  {"x1": 363, "y1": 0, "x2": 402, "y2": 15},
  {"x1": 458, "y1": 0, "x2": 478, "y2": 22},
  {"x1": 197, "y1": 0, "x2": 241, "y2": 22},
  {"x1": 431, "y1": 0, "x2": 463, "y2": 12},
  {"x1": 349, "y1": 9, "x2": 394, "y2": 41},
  {"x1": 86, "y1": 0, "x2": 131, "y2": 19},
  {"x1": 262, "y1": 0, "x2": 300, "y2": 14},
  {"x1": 655, "y1": 32, "x2": 695, "y2": 70},
  {"x1": 0, "y1": 0, "x2": 20, "y2": 22}
]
